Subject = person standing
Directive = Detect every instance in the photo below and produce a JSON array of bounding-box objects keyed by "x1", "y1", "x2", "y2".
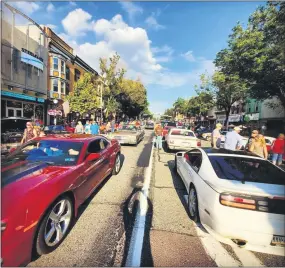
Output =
[
  {"x1": 245, "y1": 129, "x2": 259, "y2": 151},
  {"x1": 84, "y1": 120, "x2": 91, "y2": 134},
  {"x1": 111, "y1": 119, "x2": 115, "y2": 133},
  {"x1": 224, "y1": 126, "x2": 243, "y2": 151},
  {"x1": 90, "y1": 121, "x2": 99, "y2": 135},
  {"x1": 75, "y1": 121, "x2": 84, "y2": 134},
  {"x1": 249, "y1": 134, "x2": 268, "y2": 159},
  {"x1": 106, "y1": 121, "x2": 111, "y2": 133},
  {"x1": 211, "y1": 123, "x2": 222, "y2": 148},
  {"x1": 21, "y1": 122, "x2": 38, "y2": 144},
  {"x1": 154, "y1": 122, "x2": 163, "y2": 150},
  {"x1": 271, "y1": 133, "x2": 285, "y2": 165}
]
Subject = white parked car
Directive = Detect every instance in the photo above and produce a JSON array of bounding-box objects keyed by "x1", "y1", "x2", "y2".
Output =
[
  {"x1": 175, "y1": 148, "x2": 285, "y2": 255},
  {"x1": 165, "y1": 128, "x2": 201, "y2": 151}
]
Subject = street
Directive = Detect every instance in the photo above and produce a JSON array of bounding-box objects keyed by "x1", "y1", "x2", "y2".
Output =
[{"x1": 28, "y1": 134, "x2": 285, "y2": 267}]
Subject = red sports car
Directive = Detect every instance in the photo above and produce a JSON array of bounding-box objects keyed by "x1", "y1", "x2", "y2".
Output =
[{"x1": 1, "y1": 134, "x2": 121, "y2": 267}]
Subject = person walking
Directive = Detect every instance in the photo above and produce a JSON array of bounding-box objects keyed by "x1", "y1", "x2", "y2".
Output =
[
  {"x1": 84, "y1": 120, "x2": 91, "y2": 134},
  {"x1": 271, "y1": 133, "x2": 285, "y2": 165},
  {"x1": 249, "y1": 134, "x2": 268, "y2": 159},
  {"x1": 224, "y1": 126, "x2": 243, "y2": 151},
  {"x1": 75, "y1": 121, "x2": 84, "y2": 134},
  {"x1": 21, "y1": 121, "x2": 38, "y2": 144},
  {"x1": 90, "y1": 121, "x2": 99, "y2": 135},
  {"x1": 154, "y1": 122, "x2": 163, "y2": 150},
  {"x1": 211, "y1": 123, "x2": 222, "y2": 148}
]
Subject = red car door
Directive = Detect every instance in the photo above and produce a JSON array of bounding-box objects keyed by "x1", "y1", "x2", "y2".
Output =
[{"x1": 81, "y1": 139, "x2": 109, "y2": 197}]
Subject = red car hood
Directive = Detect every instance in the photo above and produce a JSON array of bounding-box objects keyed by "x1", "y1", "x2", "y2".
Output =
[{"x1": 1, "y1": 160, "x2": 71, "y2": 213}]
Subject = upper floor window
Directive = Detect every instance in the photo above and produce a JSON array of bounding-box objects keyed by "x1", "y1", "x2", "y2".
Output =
[
  {"x1": 75, "y1": 69, "x2": 81, "y2": 82},
  {"x1": 53, "y1": 79, "x2": 58, "y2": 92},
  {"x1": 61, "y1": 81, "x2": 65, "y2": 94},
  {"x1": 27, "y1": 65, "x2": 32, "y2": 78},
  {"x1": 66, "y1": 66, "x2": 70, "y2": 80},
  {"x1": 61, "y1": 60, "x2": 65, "y2": 73},
  {"x1": 53, "y1": 57, "x2": 58, "y2": 70},
  {"x1": 13, "y1": 48, "x2": 19, "y2": 72},
  {"x1": 66, "y1": 82, "x2": 70, "y2": 95},
  {"x1": 255, "y1": 102, "x2": 259, "y2": 112}
]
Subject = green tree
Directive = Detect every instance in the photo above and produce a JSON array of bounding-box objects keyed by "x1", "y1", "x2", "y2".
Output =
[
  {"x1": 164, "y1": 108, "x2": 174, "y2": 117},
  {"x1": 173, "y1": 97, "x2": 188, "y2": 116},
  {"x1": 227, "y1": 2, "x2": 285, "y2": 108},
  {"x1": 65, "y1": 73, "x2": 100, "y2": 114},
  {"x1": 104, "y1": 96, "x2": 120, "y2": 119}
]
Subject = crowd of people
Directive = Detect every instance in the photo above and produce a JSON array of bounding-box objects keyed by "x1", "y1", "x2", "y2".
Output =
[{"x1": 211, "y1": 123, "x2": 285, "y2": 166}]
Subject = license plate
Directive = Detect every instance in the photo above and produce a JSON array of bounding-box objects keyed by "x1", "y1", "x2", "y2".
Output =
[{"x1": 271, "y1": 235, "x2": 285, "y2": 246}]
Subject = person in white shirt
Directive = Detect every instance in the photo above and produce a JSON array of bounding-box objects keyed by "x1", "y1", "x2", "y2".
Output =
[
  {"x1": 211, "y1": 123, "x2": 222, "y2": 148},
  {"x1": 224, "y1": 126, "x2": 243, "y2": 151}
]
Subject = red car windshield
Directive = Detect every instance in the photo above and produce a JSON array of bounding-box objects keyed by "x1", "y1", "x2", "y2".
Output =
[{"x1": 5, "y1": 140, "x2": 84, "y2": 166}]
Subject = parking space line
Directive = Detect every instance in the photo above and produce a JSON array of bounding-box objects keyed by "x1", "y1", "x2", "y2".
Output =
[{"x1": 232, "y1": 246, "x2": 264, "y2": 267}]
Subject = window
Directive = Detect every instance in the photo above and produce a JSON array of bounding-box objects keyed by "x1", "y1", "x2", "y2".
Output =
[
  {"x1": 255, "y1": 102, "x2": 259, "y2": 112},
  {"x1": 185, "y1": 150, "x2": 202, "y2": 172},
  {"x1": 247, "y1": 104, "x2": 251, "y2": 113},
  {"x1": 1, "y1": 100, "x2": 6, "y2": 118},
  {"x1": 66, "y1": 83, "x2": 70, "y2": 95},
  {"x1": 209, "y1": 155, "x2": 285, "y2": 185},
  {"x1": 170, "y1": 130, "x2": 195, "y2": 137},
  {"x1": 103, "y1": 139, "x2": 109, "y2": 148},
  {"x1": 23, "y1": 103, "x2": 34, "y2": 118},
  {"x1": 53, "y1": 57, "x2": 58, "y2": 70},
  {"x1": 61, "y1": 81, "x2": 65, "y2": 94},
  {"x1": 13, "y1": 48, "x2": 19, "y2": 71},
  {"x1": 231, "y1": 106, "x2": 235, "y2": 114},
  {"x1": 75, "y1": 69, "x2": 81, "y2": 82},
  {"x1": 7, "y1": 101, "x2": 22, "y2": 108},
  {"x1": 53, "y1": 79, "x2": 58, "y2": 92},
  {"x1": 27, "y1": 65, "x2": 32, "y2": 78},
  {"x1": 66, "y1": 66, "x2": 70, "y2": 80},
  {"x1": 61, "y1": 60, "x2": 65, "y2": 73},
  {"x1": 87, "y1": 139, "x2": 105, "y2": 154}
]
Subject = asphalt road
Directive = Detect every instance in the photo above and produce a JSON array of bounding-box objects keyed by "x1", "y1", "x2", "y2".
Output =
[{"x1": 29, "y1": 131, "x2": 154, "y2": 267}]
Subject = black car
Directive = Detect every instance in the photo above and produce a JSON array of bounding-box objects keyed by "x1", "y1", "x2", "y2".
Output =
[{"x1": 1, "y1": 117, "x2": 30, "y2": 155}]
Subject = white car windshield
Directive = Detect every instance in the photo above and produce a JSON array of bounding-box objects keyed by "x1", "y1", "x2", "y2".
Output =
[
  {"x1": 209, "y1": 156, "x2": 285, "y2": 185},
  {"x1": 171, "y1": 130, "x2": 195, "y2": 137}
]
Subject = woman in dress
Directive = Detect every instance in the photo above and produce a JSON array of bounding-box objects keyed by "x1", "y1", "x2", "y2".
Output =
[
  {"x1": 249, "y1": 134, "x2": 268, "y2": 159},
  {"x1": 21, "y1": 122, "x2": 38, "y2": 144}
]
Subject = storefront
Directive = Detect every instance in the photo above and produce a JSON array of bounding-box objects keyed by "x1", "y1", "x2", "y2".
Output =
[
  {"x1": 1, "y1": 91, "x2": 45, "y2": 123},
  {"x1": 216, "y1": 114, "x2": 243, "y2": 125}
]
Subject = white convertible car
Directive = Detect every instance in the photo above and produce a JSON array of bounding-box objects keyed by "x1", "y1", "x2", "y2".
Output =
[{"x1": 175, "y1": 148, "x2": 285, "y2": 255}]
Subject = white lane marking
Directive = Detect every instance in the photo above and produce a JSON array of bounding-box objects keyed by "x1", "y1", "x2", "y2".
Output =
[
  {"x1": 232, "y1": 246, "x2": 265, "y2": 267},
  {"x1": 193, "y1": 223, "x2": 240, "y2": 267},
  {"x1": 125, "y1": 139, "x2": 154, "y2": 267}
]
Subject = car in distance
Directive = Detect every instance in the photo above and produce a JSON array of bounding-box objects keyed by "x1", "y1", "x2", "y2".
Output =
[
  {"x1": 162, "y1": 122, "x2": 177, "y2": 138},
  {"x1": 1, "y1": 134, "x2": 121, "y2": 267},
  {"x1": 165, "y1": 128, "x2": 201, "y2": 151},
  {"x1": 145, "y1": 122, "x2": 154, "y2": 130},
  {"x1": 1, "y1": 117, "x2": 30, "y2": 155},
  {"x1": 174, "y1": 148, "x2": 285, "y2": 255},
  {"x1": 108, "y1": 125, "x2": 145, "y2": 145}
]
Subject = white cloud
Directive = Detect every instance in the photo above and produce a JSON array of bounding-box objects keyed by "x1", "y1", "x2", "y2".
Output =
[
  {"x1": 62, "y1": 8, "x2": 94, "y2": 37},
  {"x1": 182, "y1": 50, "x2": 195, "y2": 62},
  {"x1": 11, "y1": 2, "x2": 40, "y2": 15},
  {"x1": 46, "y1": 3, "x2": 55, "y2": 12},
  {"x1": 120, "y1": 2, "x2": 143, "y2": 21},
  {"x1": 46, "y1": 24, "x2": 57, "y2": 30},
  {"x1": 145, "y1": 16, "x2": 165, "y2": 30},
  {"x1": 152, "y1": 45, "x2": 174, "y2": 62}
]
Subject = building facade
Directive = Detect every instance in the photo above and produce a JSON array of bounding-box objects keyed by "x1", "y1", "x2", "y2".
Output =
[
  {"x1": 43, "y1": 27, "x2": 98, "y2": 125},
  {"x1": 1, "y1": 3, "x2": 48, "y2": 123}
]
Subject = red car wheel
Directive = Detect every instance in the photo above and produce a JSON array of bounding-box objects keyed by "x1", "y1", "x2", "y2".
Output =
[
  {"x1": 112, "y1": 153, "x2": 121, "y2": 175},
  {"x1": 35, "y1": 196, "x2": 74, "y2": 255}
]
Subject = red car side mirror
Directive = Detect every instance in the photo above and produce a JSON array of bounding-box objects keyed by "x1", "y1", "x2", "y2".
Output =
[
  {"x1": 86, "y1": 153, "x2": 100, "y2": 162},
  {"x1": 9, "y1": 147, "x2": 16, "y2": 153}
]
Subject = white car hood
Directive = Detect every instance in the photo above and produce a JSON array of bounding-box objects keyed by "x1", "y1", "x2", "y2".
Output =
[{"x1": 206, "y1": 178, "x2": 285, "y2": 197}]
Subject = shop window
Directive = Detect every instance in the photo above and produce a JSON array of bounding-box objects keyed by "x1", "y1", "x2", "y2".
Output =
[
  {"x1": 7, "y1": 101, "x2": 22, "y2": 108},
  {"x1": 1, "y1": 100, "x2": 6, "y2": 118},
  {"x1": 8, "y1": 110, "x2": 14, "y2": 117},
  {"x1": 35, "y1": 105, "x2": 44, "y2": 121},
  {"x1": 66, "y1": 66, "x2": 70, "y2": 80},
  {"x1": 13, "y1": 48, "x2": 19, "y2": 72},
  {"x1": 53, "y1": 57, "x2": 58, "y2": 70},
  {"x1": 61, "y1": 81, "x2": 65, "y2": 94},
  {"x1": 61, "y1": 60, "x2": 65, "y2": 73},
  {"x1": 53, "y1": 79, "x2": 58, "y2": 92},
  {"x1": 23, "y1": 103, "x2": 34, "y2": 118}
]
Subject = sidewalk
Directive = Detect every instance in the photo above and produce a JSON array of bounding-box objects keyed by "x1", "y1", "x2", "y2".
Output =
[{"x1": 141, "y1": 150, "x2": 216, "y2": 267}]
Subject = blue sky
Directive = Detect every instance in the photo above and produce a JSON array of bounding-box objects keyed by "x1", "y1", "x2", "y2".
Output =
[{"x1": 11, "y1": 1, "x2": 265, "y2": 114}]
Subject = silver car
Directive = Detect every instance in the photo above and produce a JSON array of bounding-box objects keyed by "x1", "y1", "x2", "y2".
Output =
[{"x1": 108, "y1": 125, "x2": 145, "y2": 146}]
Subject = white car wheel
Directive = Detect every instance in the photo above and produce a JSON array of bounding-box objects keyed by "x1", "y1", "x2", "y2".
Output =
[{"x1": 188, "y1": 186, "x2": 199, "y2": 222}]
